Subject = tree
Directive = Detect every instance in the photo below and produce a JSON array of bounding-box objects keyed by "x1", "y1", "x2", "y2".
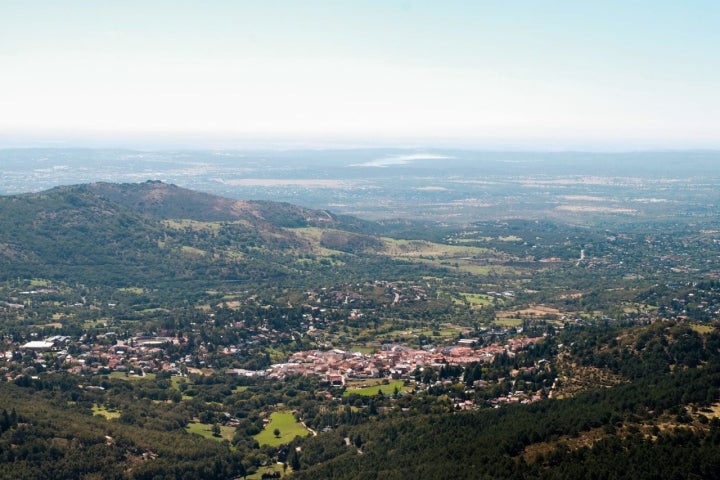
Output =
[
  {"x1": 288, "y1": 448, "x2": 301, "y2": 471},
  {"x1": 273, "y1": 427, "x2": 281, "y2": 438}
]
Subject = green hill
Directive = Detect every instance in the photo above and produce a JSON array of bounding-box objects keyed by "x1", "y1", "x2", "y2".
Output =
[{"x1": 0, "y1": 182, "x2": 431, "y2": 292}]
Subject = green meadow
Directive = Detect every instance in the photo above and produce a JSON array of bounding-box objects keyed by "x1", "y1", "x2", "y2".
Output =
[
  {"x1": 343, "y1": 379, "x2": 408, "y2": 397},
  {"x1": 186, "y1": 422, "x2": 235, "y2": 442},
  {"x1": 254, "y1": 411, "x2": 309, "y2": 447}
]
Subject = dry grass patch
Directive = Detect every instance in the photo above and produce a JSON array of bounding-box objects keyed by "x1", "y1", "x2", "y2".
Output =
[
  {"x1": 559, "y1": 292, "x2": 584, "y2": 299},
  {"x1": 218, "y1": 300, "x2": 242, "y2": 309},
  {"x1": 181, "y1": 245, "x2": 207, "y2": 257},
  {"x1": 690, "y1": 324, "x2": 715, "y2": 335},
  {"x1": 515, "y1": 305, "x2": 562, "y2": 317},
  {"x1": 522, "y1": 427, "x2": 608, "y2": 463},
  {"x1": 552, "y1": 359, "x2": 625, "y2": 399},
  {"x1": 162, "y1": 219, "x2": 221, "y2": 233},
  {"x1": 701, "y1": 402, "x2": 720, "y2": 419},
  {"x1": 381, "y1": 238, "x2": 487, "y2": 258}
]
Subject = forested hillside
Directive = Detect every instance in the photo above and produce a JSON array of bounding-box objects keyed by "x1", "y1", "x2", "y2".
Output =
[
  {"x1": 0, "y1": 182, "x2": 420, "y2": 291},
  {"x1": 291, "y1": 322, "x2": 720, "y2": 479}
]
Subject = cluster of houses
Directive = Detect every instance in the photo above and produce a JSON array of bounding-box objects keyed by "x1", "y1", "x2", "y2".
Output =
[
  {"x1": 5, "y1": 321, "x2": 545, "y2": 399},
  {"x1": 230, "y1": 336, "x2": 544, "y2": 386},
  {"x1": 5, "y1": 334, "x2": 181, "y2": 378}
]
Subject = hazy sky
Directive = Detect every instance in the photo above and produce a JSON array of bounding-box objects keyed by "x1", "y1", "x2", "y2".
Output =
[{"x1": 1, "y1": 1, "x2": 719, "y2": 149}]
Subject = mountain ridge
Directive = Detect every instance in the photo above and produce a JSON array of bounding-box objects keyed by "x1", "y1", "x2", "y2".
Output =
[{"x1": 0, "y1": 181, "x2": 414, "y2": 289}]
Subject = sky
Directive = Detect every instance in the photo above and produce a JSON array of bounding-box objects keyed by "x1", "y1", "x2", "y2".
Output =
[{"x1": 1, "y1": 1, "x2": 719, "y2": 150}]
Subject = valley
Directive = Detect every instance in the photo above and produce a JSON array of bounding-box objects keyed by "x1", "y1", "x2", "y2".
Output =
[{"x1": 0, "y1": 163, "x2": 719, "y2": 479}]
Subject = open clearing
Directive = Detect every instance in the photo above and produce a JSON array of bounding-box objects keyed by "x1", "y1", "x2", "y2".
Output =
[
  {"x1": 33, "y1": 322, "x2": 63, "y2": 329},
  {"x1": 108, "y1": 371, "x2": 157, "y2": 381},
  {"x1": 381, "y1": 238, "x2": 488, "y2": 258},
  {"x1": 254, "y1": 411, "x2": 309, "y2": 446},
  {"x1": 170, "y1": 375, "x2": 188, "y2": 389},
  {"x1": 691, "y1": 324, "x2": 715, "y2": 335},
  {"x1": 117, "y1": 287, "x2": 144, "y2": 294},
  {"x1": 186, "y1": 422, "x2": 235, "y2": 442},
  {"x1": 458, "y1": 292, "x2": 494, "y2": 307},
  {"x1": 344, "y1": 379, "x2": 409, "y2": 397},
  {"x1": 247, "y1": 463, "x2": 286, "y2": 479},
  {"x1": 366, "y1": 322, "x2": 463, "y2": 343},
  {"x1": 93, "y1": 404, "x2": 120, "y2": 420},
  {"x1": 493, "y1": 317, "x2": 523, "y2": 327},
  {"x1": 162, "y1": 219, "x2": 221, "y2": 233},
  {"x1": 514, "y1": 305, "x2": 562, "y2": 317},
  {"x1": 493, "y1": 305, "x2": 563, "y2": 326}
]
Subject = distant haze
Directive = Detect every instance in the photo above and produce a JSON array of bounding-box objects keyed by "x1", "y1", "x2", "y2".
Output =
[
  {"x1": 1, "y1": 1, "x2": 719, "y2": 150},
  {"x1": 2, "y1": 148, "x2": 719, "y2": 225}
]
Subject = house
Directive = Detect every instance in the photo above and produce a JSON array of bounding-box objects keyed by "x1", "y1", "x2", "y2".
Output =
[
  {"x1": 21, "y1": 341, "x2": 54, "y2": 351},
  {"x1": 325, "y1": 372, "x2": 345, "y2": 386}
]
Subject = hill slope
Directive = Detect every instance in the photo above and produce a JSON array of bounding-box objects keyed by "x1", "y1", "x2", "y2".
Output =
[
  {"x1": 0, "y1": 182, "x2": 394, "y2": 289},
  {"x1": 81, "y1": 181, "x2": 340, "y2": 226}
]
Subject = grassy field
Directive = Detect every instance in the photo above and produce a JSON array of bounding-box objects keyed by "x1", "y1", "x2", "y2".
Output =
[
  {"x1": 93, "y1": 404, "x2": 120, "y2": 420},
  {"x1": 247, "y1": 463, "x2": 286, "y2": 479},
  {"x1": 493, "y1": 317, "x2": 523, "y2": 327},
  {"x1": 364, "y1": 322, "x2": 462, "y2": 344},
  {"x1": 32, "y1": 322, "x2": 63, "y2": 329},
  {"x1": 254, "y1": 411, "x2": 309, "y2": 447},
  {"x1": 513, "y1": 305, "x2": 563, "y2": 317},
  {"x1": 458, "y1": 293, "x2": 495, "y2": 306},
  {"x1": 413, "y1": 327, "x2": 459, "y2": 338},
  {"x1": 108, "y1": 371, "x2": 157, "y2": 381},
  {"x1": 411, "y1": 258, "x2": 523, "y2": 277},
  {"x1": 380, "y1": 238, "x2": 488, "y2": 257},
  {"x1": 691, "y1": 324, "x2": 715, "y2": 334},
  {"x1": 458, "y1": 264, "x2": 521, "y2": 276},
  {"x1": 186, "y1": 422, "x2": 235, "y2": 442},
  {"x1": 170, "y1": 375, "x2": 188, "y2": 389},
  {"x1": 139, "y1": 307, "x2": 169, "y2": 314},
  {"x1": 288, "y1": 227, "x2": 349, "y2": 256},
  {"x1": 343, "y1": 379, "x2": 409, "y2": 397},
  {"x1": 292, "y1": 228, "x2": 509, "y2": 275}
]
